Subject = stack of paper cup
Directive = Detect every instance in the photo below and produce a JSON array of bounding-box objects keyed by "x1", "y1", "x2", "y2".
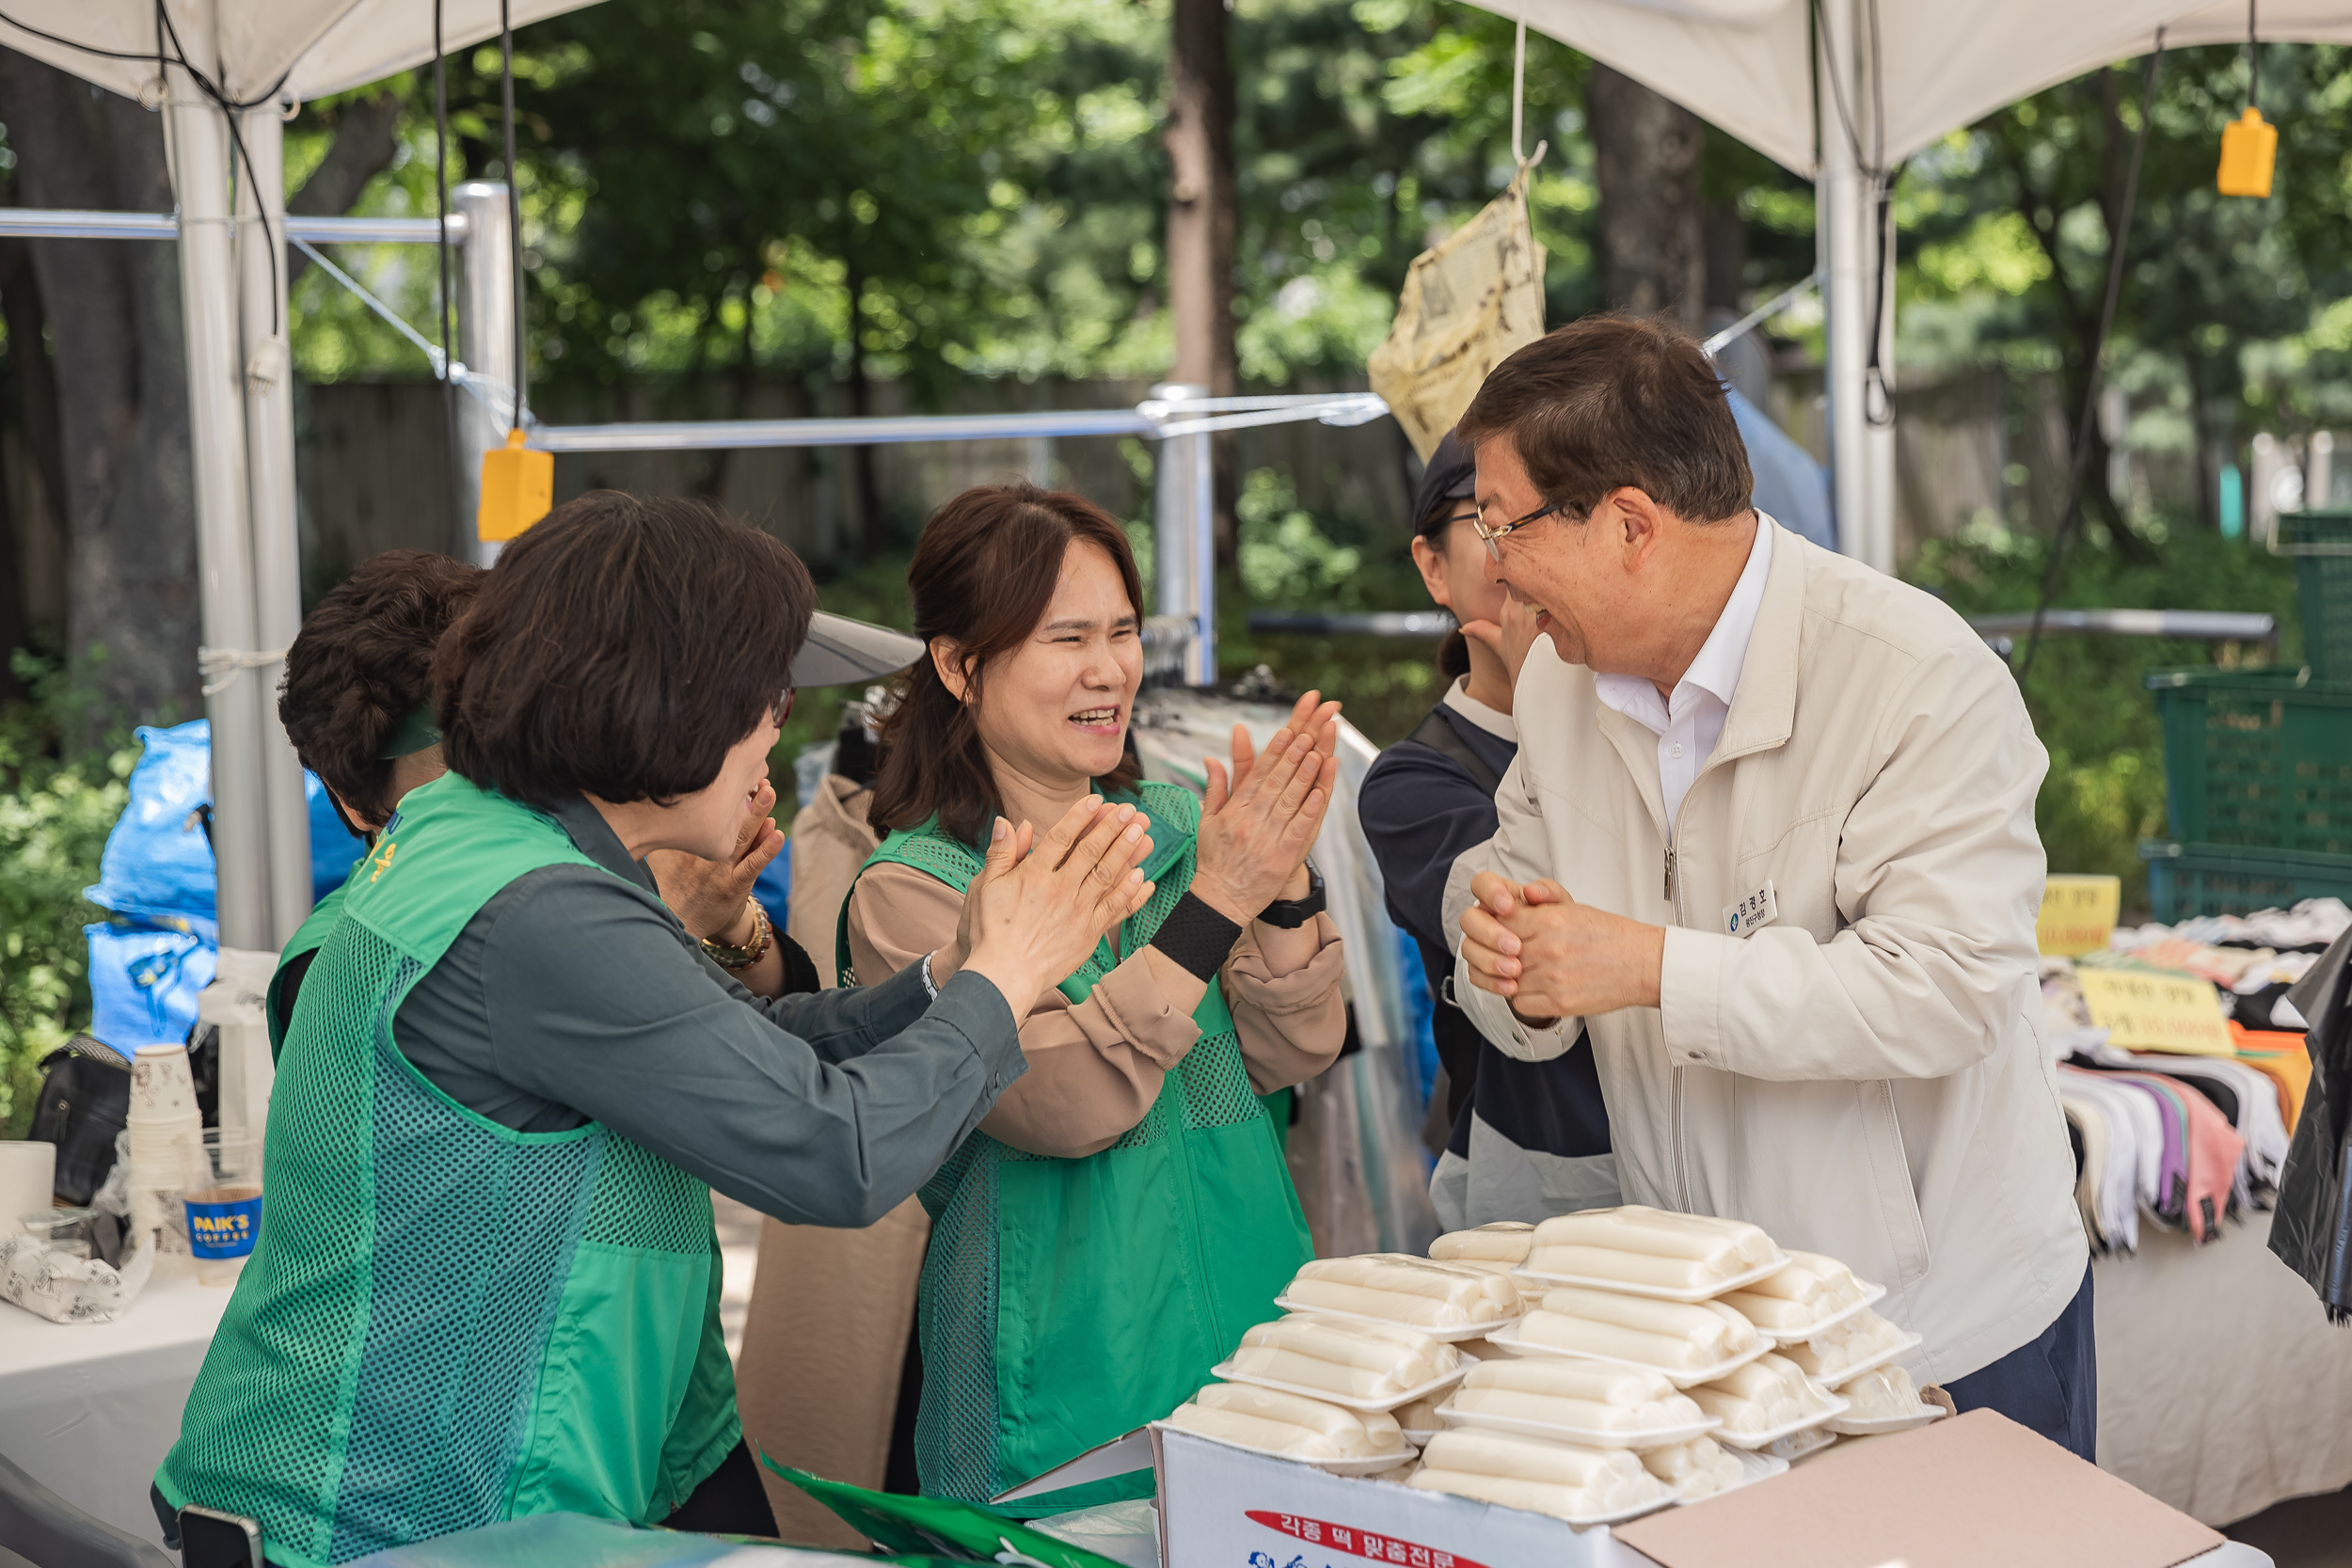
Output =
[{"x1": 127, "y1": 1043, "x2": 206, "y2": 1232}]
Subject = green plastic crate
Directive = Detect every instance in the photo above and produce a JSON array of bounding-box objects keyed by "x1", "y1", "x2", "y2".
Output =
[
  {"x1": 2140, "y1": 839, "x2": 2352, "y2": 922},
  {"x1": 2146, "y1": 666, "x2": 2352, "y2": 855},
  {"x1": 2279, "y1": 509, "x2": 2352, "y2": 681}
]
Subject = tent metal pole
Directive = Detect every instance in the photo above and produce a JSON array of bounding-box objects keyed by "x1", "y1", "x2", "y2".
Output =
[
  {"x1": 236, "y1": 105, "x2": 316, "y2": 945},
  {"x1": 1818, "y1": 2, "x2": 1866, "y2": 566},
  {"x1": 453, "y1": 182, "x2": 516, "y2": 566},
  {"x1": 164, "y1": 62, "x2": 272, "y2": 953},
  {"x1": 1149, "y1": 383, "x2": 1217, "y2": 686}
]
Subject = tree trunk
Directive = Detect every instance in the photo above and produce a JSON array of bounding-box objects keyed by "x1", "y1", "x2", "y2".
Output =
[
  {"x1": 0, "y1": 230, "x2": 68, "y2": 697},
  {"x1": 0, "y1": 51, "x2": 200, "y2": 734},
  {"x1": 840, "y1": 238, "x2": 885, "y2": 546},
  {"x1": 284, "y1": 90, "x2": 403, "y2": 289},
  {"x1": 1165, "y1": 0, "x2": 1238, "y2": 566},
  {"x1": 1587, "y1": 66, "x2": 1705, "y2": 332}
]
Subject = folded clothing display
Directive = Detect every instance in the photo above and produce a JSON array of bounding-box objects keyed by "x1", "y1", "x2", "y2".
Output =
[
  {"x1": 1431, "y1": 1223, "x2": 1536, "y2": 1267},
  {"x1": 1407, "y1": 1429, "x2": 1672, "y2": 1521},
  {"x1": 1522, "y1": 1206, "x2": 1780, "y2": 1291},
  {"x1": 1640, "y1": 1436, "x2": 1745, "y2": 1499},
  {"x1": 1687, "y1": 1352, "x2": 1836, "y2": 1436},
  {"x1": 1444, "y1": 1356, "x2": 1706, "y2": 1437},
  {"x1": 1518, "y1": 1285, "x2": 1762, "y2": 1372},
  {"x1": 1164, "y1": 1382, "x2": 1409, "y2": 1460},
  {"x1": 1776, "y1": 1308, "x2": 1910, "y2": 1384},
  {"x1": 1230, "y1": 1314, "x2": 1461, "y2": 1402},
  {"x1": 1286, "y1": 1253, "x2": 1522, "y2": 1328},
  {"x1": 1836, "y1": 1363, "x2": 1933, "y2": 1421},
  {"x1": 1717, "y1": 1249, "x2": 1871, "y2": 1334}
]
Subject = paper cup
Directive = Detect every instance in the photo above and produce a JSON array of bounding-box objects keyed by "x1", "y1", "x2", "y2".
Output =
[
  {"x1": 0, "y1": 1140, "x2": 56, "y2": 1234},
  {"x1": 131, "y1": 1043, "x2": 200, "y2": 1121},
  {"x1": 183, "y1": 1128, "x2": 263, "y2": 1287}
]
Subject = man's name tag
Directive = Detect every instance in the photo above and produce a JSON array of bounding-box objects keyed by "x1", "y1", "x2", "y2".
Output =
[{"x1": 1724, "y1": 880, "x2": 1776, "y2": 939}]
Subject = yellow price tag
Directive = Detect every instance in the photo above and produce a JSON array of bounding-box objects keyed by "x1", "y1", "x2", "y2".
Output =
[
  {"x1": 2037, "y1": 875, "x2": 2121, "y2": 958},
  {"x1": 2078, "y1": 968, "x2": 2233, "y2": 1056}
]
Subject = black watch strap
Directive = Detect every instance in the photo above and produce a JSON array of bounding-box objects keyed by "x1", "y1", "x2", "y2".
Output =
[{"x1": 1256, "y1": 862, "x2": 1327, "y2": 929}]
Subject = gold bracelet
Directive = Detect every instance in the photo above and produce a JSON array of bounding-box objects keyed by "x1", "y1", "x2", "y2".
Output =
[{"x1": 702, "y1": 897, "x2": 771, "y2": 971}]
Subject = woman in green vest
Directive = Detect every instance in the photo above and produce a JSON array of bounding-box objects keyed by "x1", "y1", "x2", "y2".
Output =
[
  {"x1": 841, "y1": 483, "x2": 1348, "y2": 1508},
  {"x1": 156, "y1": 492, "x2": 1163, "y2": 1566}
]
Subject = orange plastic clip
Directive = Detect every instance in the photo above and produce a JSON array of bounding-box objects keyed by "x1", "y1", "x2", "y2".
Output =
[{"x1": 478, "y1": 428, "x2": 553, "y2": 542}]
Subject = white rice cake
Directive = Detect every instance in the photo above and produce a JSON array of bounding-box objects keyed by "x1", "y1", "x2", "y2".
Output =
[
  {"x1": 1838, "y1": 1362, "x2": 1931, "y2": 1419},
  {"x1": 1408, "y1": 1430, "x2": 1670, "y2": 1520},
  {"x1": 1430, "y1": 1222, "x2": 1536, "y2": 1265},
  {"x1": 1164, "y1": 1382, "x2": 1407, "y2": 1460},
  {"x1": 1778, "y1": 1308, "x2": 1910, "y2": 1383},
  {"x1": 1286, "y1": 1254, "x2": 1521, "y2": 1328},
  {"x1": 1230, "y1": 1314, "x2": 1459, "y2": 1401},
  {"x1": 1524, "y1": 1206, "x2": 1779, "y2": 1291},
  {"x1": 1641, "y1": 1436, "x2": 1744, "y2": 1498},
  {"x1": 1518, "y1": 1287, "x2": 1761, "y2": 1372},
  {"x1": 1689, "y1": 1352, "x2": 1833, "y2": 1434},
  {"x1": 1448, "y1": 1356, "x2": 1705, "y2": 1435},
  {"x1": 1718, "y1": 1250, "x2": 1871, "y2": 1332}
]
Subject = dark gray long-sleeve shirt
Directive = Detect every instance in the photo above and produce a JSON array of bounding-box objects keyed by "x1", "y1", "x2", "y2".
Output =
[{"x1": 372, "y1": 794, "x2": 1023, "y2": 1227}]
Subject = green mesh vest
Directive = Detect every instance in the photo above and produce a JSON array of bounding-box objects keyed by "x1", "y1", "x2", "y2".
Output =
[
  {"x1": 158, "y1": 773, "x2": 739, "y2": 1567},
  {"x1": 266, "y1": 869, "x2": 354, "y2": 1059},
  {"x1": 840, "y1": 783, "x2": 1312, "y2": 1508}
]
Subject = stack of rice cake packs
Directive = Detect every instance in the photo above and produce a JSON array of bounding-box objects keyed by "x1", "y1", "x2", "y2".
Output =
[{"x1": 1166, "y1": 1303, "x2": 1472, "y2": 1473}]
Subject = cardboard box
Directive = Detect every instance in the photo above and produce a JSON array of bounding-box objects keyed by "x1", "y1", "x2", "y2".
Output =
[
  {"x1": 1610, "y1": 1409, "x2": 2224, "y2": 1568},
  {"x1": 1150, "y1": 1427, "x2": 1654, "y2": 1568}
]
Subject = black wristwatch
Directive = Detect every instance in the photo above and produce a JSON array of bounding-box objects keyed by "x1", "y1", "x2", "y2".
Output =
[{"x1": 1257, "y1": 862, "x2": 1327, "y2": 928}]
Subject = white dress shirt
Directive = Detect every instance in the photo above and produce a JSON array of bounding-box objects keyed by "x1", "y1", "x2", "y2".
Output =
[{"x1": 1593, "y1": 517, "x2": 1772, "y2": 842}]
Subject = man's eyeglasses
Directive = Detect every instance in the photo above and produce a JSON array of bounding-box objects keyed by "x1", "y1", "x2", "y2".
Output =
[
  {"x1": 769, "y1": 688, "x2": 796, "y2": 729},
  {"x1": 1470, "y1": 498, "x2": 1562, "y2": 562}
]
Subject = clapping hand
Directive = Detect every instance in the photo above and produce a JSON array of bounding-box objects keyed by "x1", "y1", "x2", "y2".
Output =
[
  {"x1": 947, "y1": 797, "x2": 1159, "y2": 1009},
  {"x1": 1192, "y1": 691, "x2": 1340, "y2": 923}
]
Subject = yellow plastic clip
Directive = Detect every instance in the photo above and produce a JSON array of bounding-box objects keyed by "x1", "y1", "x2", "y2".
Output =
[
  {"x1": 477, "y1": 428, "x2": 553, "y2": 542},
  {"x1": 2217, "y1": 106, "x2": 2277, "y2": 198}
]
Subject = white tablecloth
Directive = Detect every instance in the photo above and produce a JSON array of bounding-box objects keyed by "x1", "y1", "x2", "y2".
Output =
[
  {"x1": 0, "y1": 1267, "x2": 231, "y2": 1546},
  {"x1": 2095, "y1": 1205, "x2": 2352, "y2": 1526}
]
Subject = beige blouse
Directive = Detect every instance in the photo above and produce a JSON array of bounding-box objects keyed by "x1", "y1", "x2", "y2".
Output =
[{"x1": 845, "y1": 862, "x2": 1346, "y2": 1158}]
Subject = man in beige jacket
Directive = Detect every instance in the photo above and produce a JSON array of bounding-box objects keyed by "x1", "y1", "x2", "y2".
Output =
[{"x1": 1443, "y1": 315, "x2": 2093, "y2": 1458}]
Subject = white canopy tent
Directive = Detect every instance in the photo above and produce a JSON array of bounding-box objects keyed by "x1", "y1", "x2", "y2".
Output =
[
  {"x1": 8, "y1": 0, "x2": 2352, "y2": 952},
  {"x1": 0, "y1": 1, "x2": 604, "y2": 952},
  {"x1": 1474, "y1": 0, "x2": 2352, "y2": 574}
]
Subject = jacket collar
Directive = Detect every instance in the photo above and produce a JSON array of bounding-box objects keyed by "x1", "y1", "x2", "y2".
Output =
[
  {"x1": 548, "y1": 792, "x2": 664, "y2": 895},
  {"x1": 1711, "y1": 515, "x2": 1803, "y2": 763}
]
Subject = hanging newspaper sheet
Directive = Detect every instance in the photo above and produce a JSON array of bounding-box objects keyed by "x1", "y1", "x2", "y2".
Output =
[{"x1": 1368, "y1": 165, "x2": 1547, "y2": 462}]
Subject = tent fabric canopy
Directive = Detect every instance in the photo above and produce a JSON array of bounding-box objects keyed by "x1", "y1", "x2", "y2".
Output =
[
  {"x1": 1507, "y1": 0, "x2": 2352, "y2": 177},
  {"x1": 0, "y1": 0, "x2": 600, "y2": 105}
]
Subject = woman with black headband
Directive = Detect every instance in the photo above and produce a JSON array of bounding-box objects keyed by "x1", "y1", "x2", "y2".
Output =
[
  {"x1": 269, "y1": 549, "x2": 485, "y2": 1052},
  {"x1": 1357, "y1": 432, "x2": 1617, "y2": 1228}
]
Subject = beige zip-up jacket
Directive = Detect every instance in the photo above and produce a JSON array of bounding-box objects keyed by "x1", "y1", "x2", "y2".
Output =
[{"x1": 1445, "y1": 523, "x2": 2087, "y2": 1385}]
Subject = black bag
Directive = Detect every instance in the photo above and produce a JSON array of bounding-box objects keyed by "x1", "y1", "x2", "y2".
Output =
[
  {"x1": 2269, "y1": 925, "x2": 2352, "y2": 1322},
  {"x1": 27, "y1": 1035, "x2": 132, "y2": 1206}
]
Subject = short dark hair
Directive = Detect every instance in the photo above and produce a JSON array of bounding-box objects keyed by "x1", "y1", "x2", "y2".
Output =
[
  {"x1": 1454, "y1": 313, "x2": 1753, "y2": 524},
  {"x1": 278, "y1": 550, "x2": 484, "y2": 823},
  {"x1": 868, "y1": 483, "x2": 1145, "y2": 844},
  {"x1": 436, "y1": 492, "x2": 816, "y2": 809}
]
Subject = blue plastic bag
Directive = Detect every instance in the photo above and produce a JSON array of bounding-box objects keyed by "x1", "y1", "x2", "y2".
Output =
[
  {"x1": 85, "y1": 719, "x2": 367, "y2": 927},
  {"x1": 85, "y1": 721, "x2": 218, "y2": 927},
  {"x1": 84, "y1": 921, "x2": 217, "y2": 1053}
]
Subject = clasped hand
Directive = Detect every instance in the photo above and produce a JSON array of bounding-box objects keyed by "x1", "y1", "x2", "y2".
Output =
[
  {"x1": 1458, "y1": 871, "x2": 1666, "y2": 1024},
  {"x1": 1190, "y1": 689, "x2": 1342, "y2": 924}
]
